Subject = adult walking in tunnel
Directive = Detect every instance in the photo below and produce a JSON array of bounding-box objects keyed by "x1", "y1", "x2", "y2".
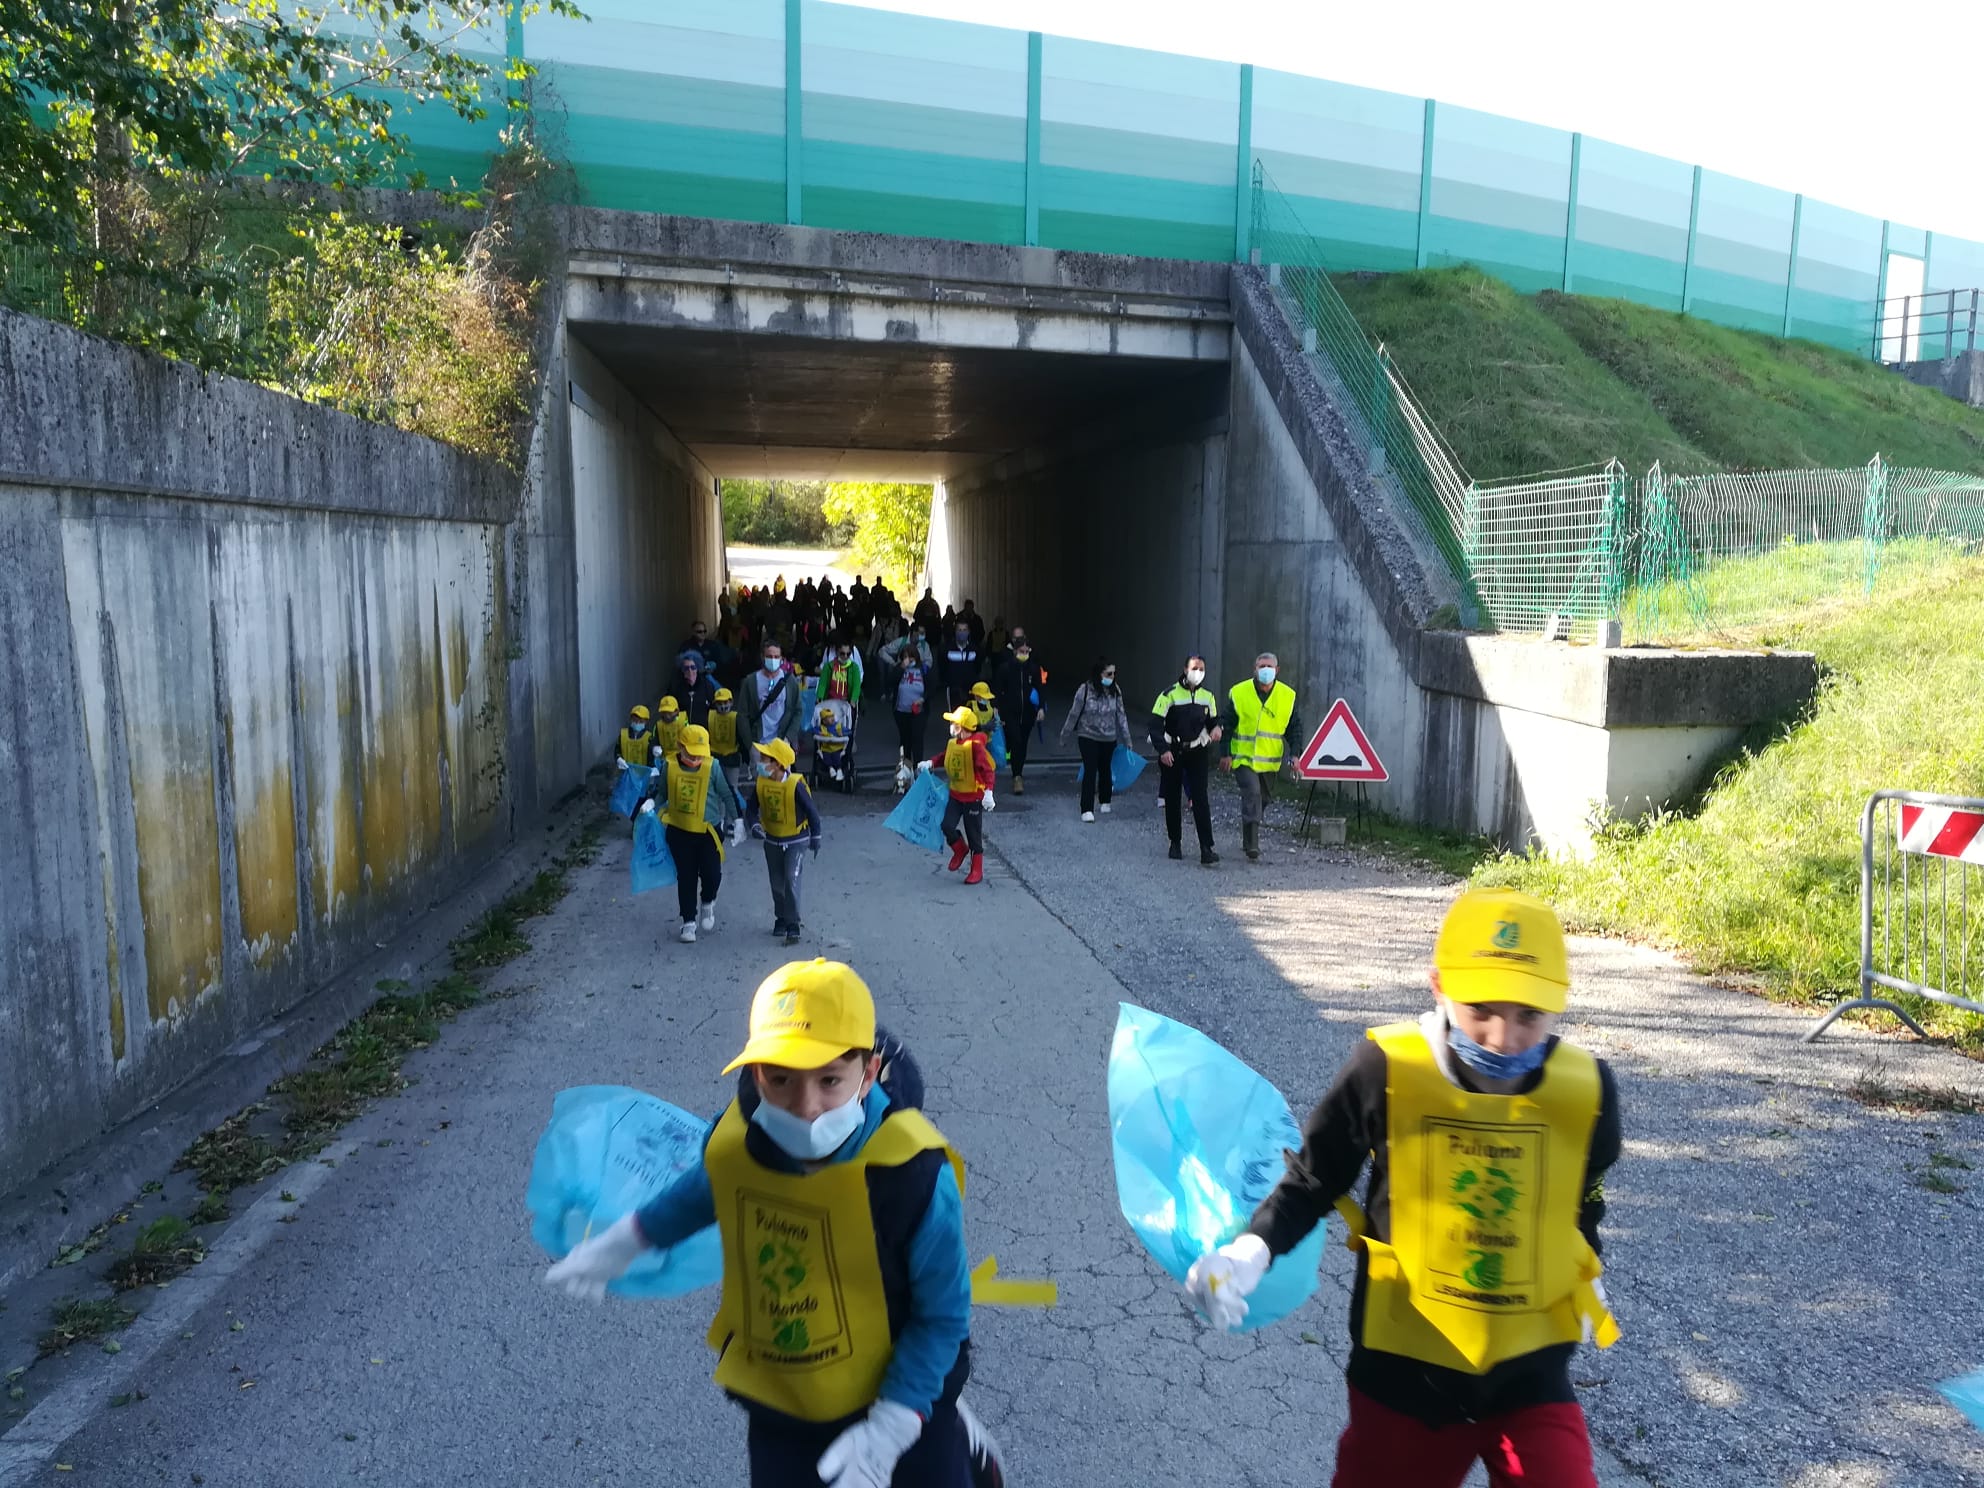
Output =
[
  {"x1": 663, "y1": 650, "x2": 717, "y2": 729},
  {"x1": 990, "y1": 626, "x2": 1045, "y2": 795},
  {"x1": 1151, "y1": 655, "x2": 1222, "y2": 866},
  {"x1": 1060, "y1": 657, "x2": 1133, "y2": 823},
  {"x1": 939, "y1": 615, "x2": 983, "y2": 709},
  {"x1": 742, "y1": 641, "x2": 802, "y2": 754},
  {"x1": 1221, "y1": 651, "x2": 1301, "y2": 861},
  {"x1": 887, "y1": 638, "x2": 930, "y2": 768}
]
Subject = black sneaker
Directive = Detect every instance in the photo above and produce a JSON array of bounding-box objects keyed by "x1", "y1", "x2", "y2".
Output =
[
  {"x1": 1200, "y1": 848, "x2": 1220, "y2": 866},
  {"x1": 1167, "y1": 841, "x2": 1183, "y2": 860},
  {"x1": 782, "y1": 927, "x2": 802, "y2": 946}
]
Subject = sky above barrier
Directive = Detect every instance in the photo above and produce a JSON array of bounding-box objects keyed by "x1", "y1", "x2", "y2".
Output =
[{"x1": 856, "y1": 0, "x2": 1984, "y2": 245}]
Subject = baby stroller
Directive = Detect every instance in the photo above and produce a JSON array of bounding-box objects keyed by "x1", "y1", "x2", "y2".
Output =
[{"x1": 810, "y1": 696, "x2": 858, "y2": 793}]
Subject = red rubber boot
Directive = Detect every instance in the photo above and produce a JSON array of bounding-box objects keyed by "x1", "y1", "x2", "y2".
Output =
[
  {"x1": 947, "y1": 839, "x2": 970, "y2": 872},
  {"x1": 964, "y1": 853, "x2": 985, "y2": 885}
]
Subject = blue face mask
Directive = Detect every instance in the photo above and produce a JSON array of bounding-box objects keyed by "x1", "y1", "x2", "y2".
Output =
[
  {"x1": 751, "y1": 1088, "x2": 868, "y2": 1160},
  {"x1": 763, "y1": 658, "x2": 781, "y2": 674},
  {"x1": 1447, "y1": 1015, "x2": 1550, "y2": 1081},
  {"x1": 1256, "y1": 666, "x2": 1276, "y2": 686}
]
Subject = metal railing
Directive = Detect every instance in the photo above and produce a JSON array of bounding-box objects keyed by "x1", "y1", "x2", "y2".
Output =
[
  {"x1": 1874, "y1": 288, "x2": 1982, "y2": 363},
  {"x1": 1805, "y1": 790, "x2": 1984, "y2": 1041}
]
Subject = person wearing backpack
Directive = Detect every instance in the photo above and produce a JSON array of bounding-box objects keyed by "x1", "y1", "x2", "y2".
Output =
[{"x1": 743, "y1": 640, "x2": 802, "y2": 752}]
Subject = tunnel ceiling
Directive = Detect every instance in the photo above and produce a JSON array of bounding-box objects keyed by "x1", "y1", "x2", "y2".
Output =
[{"x1": 568, "y1": 322, "x2": 1225, "y2": 482}]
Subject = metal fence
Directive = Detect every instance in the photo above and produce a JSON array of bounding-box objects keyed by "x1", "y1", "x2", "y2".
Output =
[
  {"x1": 1876, "y1": 288, "x2": 1982, "y2": 364},
  {"x1": 1805, "y1": 791, "x2": 1984, "y2": 1043}
]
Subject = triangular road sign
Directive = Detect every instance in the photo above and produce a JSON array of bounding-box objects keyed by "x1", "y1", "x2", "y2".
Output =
[{"x1": 1294, "y1": 698, "x2": 1388, "y2": 782}]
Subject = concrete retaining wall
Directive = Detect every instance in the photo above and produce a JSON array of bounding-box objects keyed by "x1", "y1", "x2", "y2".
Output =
[
  {"x1": 1898, "y1": 350, "x2": 1984, "y2": 409},
  {"x1": 0, "y1": 307, "x2": 721, "y2": 1192}
]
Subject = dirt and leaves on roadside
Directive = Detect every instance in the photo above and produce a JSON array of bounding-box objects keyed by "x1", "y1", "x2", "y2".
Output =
[{"x1": 0, "y1": 819, "x2": 601, "y2": 1417}]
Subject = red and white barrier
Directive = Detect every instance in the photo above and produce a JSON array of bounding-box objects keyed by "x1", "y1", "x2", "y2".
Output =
[{"x1": 1898, "y1": 803, "x2": 1984, "y2": 864}]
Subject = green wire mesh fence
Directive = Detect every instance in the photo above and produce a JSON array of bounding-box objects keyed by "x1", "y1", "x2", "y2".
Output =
[{"x1": 1249, "y1": 168, "x2": 1984, "y2": 645}]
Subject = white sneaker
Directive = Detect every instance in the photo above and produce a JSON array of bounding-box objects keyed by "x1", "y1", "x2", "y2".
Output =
[
  {"x1": 1099, "y1": 803, "x2": 1112, "y2": 815},
  {"x1": 1081, "y1": 811, "x2": 1095, "y2": 823},
  {"x1": 698, "y1": 902, "x2": 717, "y2": 932},
  {"x1": 678, "y1": 921, "x2": 697, "y2": 943}
]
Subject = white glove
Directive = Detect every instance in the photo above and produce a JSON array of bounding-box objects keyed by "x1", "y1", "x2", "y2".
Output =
[
  {"x1": 1184, "y1": 1233, "x2": 1271, "y2": 1331},
  {"x1": 981, "y1": 790, "x2": 995, "y2": 813},
  {"x1": 916, "y1": 760, "x2": 932, "y2": 774},
  {"x1": 731, "y1": 819, "x2": 747, "y2": 846},
  {"x1": 1582, "y1": 1277, "x2": 1609, "y2": 1344},
  {"x1": 817, "y1": 1400, "x2": 922, "y2": 1488},
  {"x1": 543, "y1": 1214, "x2": 648, "y2": 1302},
  {"x1": 616, "y1": 758, "x2": 629, "y2": 772},
  {"x1": 638, "y1": 799, "x2": 656, "y2": 816}
]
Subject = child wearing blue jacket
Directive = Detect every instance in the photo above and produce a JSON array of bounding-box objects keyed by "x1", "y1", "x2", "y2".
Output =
[{"x1": 546, "y1": 960, "x2": 988, "y2": 1487}]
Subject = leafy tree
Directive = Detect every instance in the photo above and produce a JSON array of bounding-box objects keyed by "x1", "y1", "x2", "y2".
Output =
[
  {"x1": 821, "y1": 483, "x2": 933, "y2": 592},
  {"x1": 0, "y1": 0, "x2": 578, "y2": 361},
  {"x1": 722, "y1": 480, "x2": 856, "y2": 547}
]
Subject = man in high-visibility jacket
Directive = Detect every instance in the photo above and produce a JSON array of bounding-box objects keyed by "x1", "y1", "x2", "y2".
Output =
[{"x1": 1219, "y1": 651, "x2": 1302, "y2": 861}]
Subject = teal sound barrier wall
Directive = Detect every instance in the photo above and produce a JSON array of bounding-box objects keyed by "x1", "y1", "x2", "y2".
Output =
[{"x1": 450, "y1": 0, "x2": 1983, "y2": 359}]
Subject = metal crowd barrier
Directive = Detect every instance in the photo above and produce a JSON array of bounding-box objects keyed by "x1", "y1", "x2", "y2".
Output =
[{"x1": 1806, "y1": 790, "x2": 1984, "y2": 1042}]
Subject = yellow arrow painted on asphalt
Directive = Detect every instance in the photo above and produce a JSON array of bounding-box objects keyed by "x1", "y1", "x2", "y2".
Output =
[{"x1": 970, "y1": 1255, "x2": 1057, "y2": 1307}]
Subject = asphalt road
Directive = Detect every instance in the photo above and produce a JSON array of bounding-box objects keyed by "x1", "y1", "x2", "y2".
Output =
[{"x1": 6, "y1": 769, "x2": 1984, "y2": 1487}]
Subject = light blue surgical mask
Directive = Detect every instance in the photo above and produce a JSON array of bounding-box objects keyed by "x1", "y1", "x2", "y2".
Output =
[
  {"x1": 1101, "y1": 674, "x2": 1116, "y2": 688},
  {"x1": 1255, "y1": 666, "x2": 1276, "y2": 686},
  {"x1": 763, "y1": 657, "x2": 781, "y2": 674},
  {"x1": 1446, "y1": 1016, "x2": 1550, "y2": 1082},
  {"x1": 751, "y1": 1088, "x2": 868, "y2": 1160}
]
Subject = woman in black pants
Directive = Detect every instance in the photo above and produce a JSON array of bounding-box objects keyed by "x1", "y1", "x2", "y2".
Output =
[
  {"x1": 1059, "y1": 656, "x2": 1134, "y2": 822},
  {"x1": 890, "y1": 646, "x2": 931, "y2": 765}
]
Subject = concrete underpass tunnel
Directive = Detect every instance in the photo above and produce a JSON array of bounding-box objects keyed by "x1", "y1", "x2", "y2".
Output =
[{"x1": 552, "y1": 216, "x2": 1243, "y2": 762}]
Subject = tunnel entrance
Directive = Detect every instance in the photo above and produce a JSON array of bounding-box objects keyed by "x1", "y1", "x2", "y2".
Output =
[{"x1": 554, "y1": 214, "x2": 1237, "y2": 767}]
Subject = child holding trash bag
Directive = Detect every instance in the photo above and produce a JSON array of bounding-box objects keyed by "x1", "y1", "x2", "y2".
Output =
[
  {"x1": 639, "y1": 724, "x2": 744, "y2": 944},
  {"x1": 1184, "y1": 888, "x2": 1622, "y2": 1488},
  {"x1": 919, "y1": 706, "x2": 995, "y2": 886},
  {"x1": 543, "y1": 958, "x2": 1002, "y2": 1488},
  {"x1": 709, "y1": 687, "x2": 743, "y2": 790},
  {"x1": 744, "y1": 738, "x2": 823, "y2": 946}
]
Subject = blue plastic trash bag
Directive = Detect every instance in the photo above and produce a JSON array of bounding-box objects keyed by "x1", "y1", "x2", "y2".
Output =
[
  {"x1": 630, "y1": 810, "x2": 677, "y2": 894},
  {"x1": 609, "y1": 762, "x2": 653, "y2": 819},
  {"x1": 989, "y1": 720, "x2": 1007, "y2": 767},
  {"x1": 1107, "y1": 1002, "x2": 1325, "y2": 1332},
  {"x1": 885, "y1": 769, "x2": 950, "y2": 852},
  {"x1": 1942, "y1": 1370, "x2": 1984, "y2": 1430},
  {"x1": 526, "y1": 1085, "x2": 721, "y2": 1298},
  {"x1": 799, "y1": 676, "x2": 820, "y2": 737},
  {"x1": 1111, "y1": 744, "x2": 1148, "y2": 792}
]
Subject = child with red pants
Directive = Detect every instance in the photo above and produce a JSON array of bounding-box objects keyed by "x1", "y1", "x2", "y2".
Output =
[
  {"x1": 917, "y1": 706, "x2": 996, "y2": 886},
  {"x1": 1185, "y1": 888, "x2": 1623, "y2": 1487}
]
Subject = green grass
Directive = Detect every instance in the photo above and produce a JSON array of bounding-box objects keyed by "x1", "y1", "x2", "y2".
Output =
[
  {"x1": 1475, "y1": 558, "x2": 1984, "y2": 1042},
  {"x1": 1334, "y1": 266, "x2": 1984, "y2": 479},
  {"x1": 104, "y1": 1216, "x2": 205, "y2": 1292},
  {"x1": 38, "y1": 1298, "x2": 136, "y2": 1357}
]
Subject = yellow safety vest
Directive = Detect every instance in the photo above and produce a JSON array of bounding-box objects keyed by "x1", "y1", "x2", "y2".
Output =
[
  {"x1": 944, "y1": 738, "x2": 981, "y2": 795},
  {"x1": 707, "y1": 710, "x2": 739, "y2": 757},
  {"x1": 662, "y1": 759, "x2": 717, "y2": 838},
  {"x1": 704, "y1": 1101, "x2": 964, "y2": 1422},
  {"x1": 653, "y1": 714, "x2": 684, "y2": 760},
  {"x1": 757, "y1": 774, "x2": 803, "y2": 840},
  {"x1": 972, "y1": 699, "x2": 996, "y2": 732},
  {"x1": 1227, "y1": 681, "x2": 1295, "y2": 772},
  {"x1": 1344, "y1": 1022, "x2": 1619, "y2": 1375},
  {"x1": 618, "y1": 728, "x2": 651, "y2": 768}
]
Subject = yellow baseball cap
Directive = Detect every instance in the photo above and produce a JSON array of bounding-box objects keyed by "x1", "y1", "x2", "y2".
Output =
[
  {"x1": 657, "y1": 697, "x2": 680, "y2": 715},
  {"x1": 629, "y1": 704, "x2": 651, "y2": 721},
  {"x1": 942, "y1": 705, "x2": 978, "y2": 729},
  {"x1": 723, "y1": 959, "x2": 877, "y2": 1073},
  {"x1": 1434, "y1": 888, "x2": 1570, "y2": 1013},
  {"x1": 678, "y1": 724, "x2": 712, "y2": 758},
  {"x1": 754, "y1": 738, "x2": 796, "y2": 769},
  {"x1": 970, "y1": 682, "x2": 993, "y2": 699},
  {"x1": 713, "y1": 687, "x2": 734, "y2": 703}
]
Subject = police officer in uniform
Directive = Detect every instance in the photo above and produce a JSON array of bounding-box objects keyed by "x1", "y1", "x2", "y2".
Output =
[{"x1": 1149, "y1": 654, "x2": 1222, "y2": 866}]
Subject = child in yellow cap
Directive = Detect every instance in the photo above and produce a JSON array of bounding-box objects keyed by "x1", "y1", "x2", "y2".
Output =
[
  {"x1": 744, "y1": 738, "x2": 823, "y2": 946},
  {"x1": 638, "y1": 723, "x2": 743, "y2": 943},
  {"x1": 917, "y1": 706, "x2": 996, "y2": 885},
  {"x1": 617, "y1": 704, "x2": 654, "y2": 770},
  {"x1": 545, "y1": 959, "x2": 989, "y2": 1486},
  {"x1": 651, "y1": 696, "x2": 685, "y2": 763},
  {"x1": 967, "y1": 680, "x2": 997, "y2": 737},
  {"x1": 709, "y1": 686, "x2": 743, "y2": 789},
  {"x1": 1184, "y1": 888, "x2": 1622, "y2": 1487}
]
